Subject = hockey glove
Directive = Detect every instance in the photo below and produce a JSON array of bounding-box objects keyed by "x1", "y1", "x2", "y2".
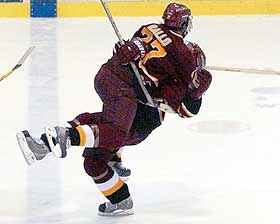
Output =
[
  {"x1": 188, "y1": 67, "x2": 212, "y2": 100},
  {"x1": 186, "y1": 42, "x2": 206, "y2": 67},
  {"x1": 177, "y1": 94, "x2": 202, "y2": 118},
  {"x1": 114, "y1": 38, "x2": 147, "y2": 65}
]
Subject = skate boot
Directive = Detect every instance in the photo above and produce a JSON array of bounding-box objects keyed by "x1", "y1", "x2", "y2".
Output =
[
  {"x1": 45, "y1": 126, "x2": 70, "y2": 158},
  {"x1": 16, "y1": 130, "x2": 51, "y2": 165},
  {"x1": 108, "y1": 161, "x2": 131, "y2": 181},
  {"x1": 98, "y1": 196, "x2": 134, "y2": 216}
]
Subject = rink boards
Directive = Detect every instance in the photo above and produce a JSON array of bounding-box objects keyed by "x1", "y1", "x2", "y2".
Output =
[{"x1": 0, "y1": 0, "x2": 280, "y2": 17}]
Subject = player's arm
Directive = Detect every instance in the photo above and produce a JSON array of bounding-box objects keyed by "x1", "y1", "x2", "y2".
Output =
[
  {"x1": 177, "y1": 67, "x2": 212, "y2": 118},
  {"x1": 155, "y1": 85, "x2": 198, "y2": 117},
  {"x1": 186, "y1": 41, "x2": 206, "y2": 67},
  {"x1": 156, "y1": 81, "x2": 186, "y2": 113},
  {"x1": 158, "y1": 67, "x2": 212, "y2": 117},
  {"x1": 114, "y1": 37, "x2": 147, "y2": 65}
]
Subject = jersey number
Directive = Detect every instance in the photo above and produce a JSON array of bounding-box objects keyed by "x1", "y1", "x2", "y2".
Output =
[{"x1": 140, "y1": 27, "x2": 167, "y2": 64}]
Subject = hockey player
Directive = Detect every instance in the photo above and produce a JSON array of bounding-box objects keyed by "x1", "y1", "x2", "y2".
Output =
[{"x1": 16, "y1": 2, "x2": 212, "y2": 216}]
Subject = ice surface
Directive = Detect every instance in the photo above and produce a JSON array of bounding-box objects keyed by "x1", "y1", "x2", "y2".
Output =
[{"x1": 0, "y1": 16, "x2": 280, "y2": 224}]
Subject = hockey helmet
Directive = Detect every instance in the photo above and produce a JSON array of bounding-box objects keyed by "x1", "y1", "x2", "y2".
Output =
[{"x1": 162, "y1": 2, "x2": 193, "y2": 37}]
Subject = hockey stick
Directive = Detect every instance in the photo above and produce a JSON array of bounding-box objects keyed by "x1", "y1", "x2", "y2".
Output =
[
  {"x1": 0, "y1": 46, "x2": 35, "y2": 82},
  {"x1": 99, "y1": 0, "x2": 156, "y2": 108},
  {"x1": 206, "y1": 65, "x2": 280, "y2": 76}
]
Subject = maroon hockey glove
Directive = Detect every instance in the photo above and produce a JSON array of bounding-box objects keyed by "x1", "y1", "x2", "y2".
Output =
[
  {"x1": 177, "y1": 94, "x2": 202, "y2": 118},
  {"x1": 114, "y1": 37, "x2": 147, "y2": 65},
  {"x1": 188, "y1": 67, "x2": 212, "y2": 100},
  {"x1": 177, "y1": 103, "x2": 193, "y2": 118},
  {"x1": 186, "y1": 42, "x2": 206, "y2": 67}
]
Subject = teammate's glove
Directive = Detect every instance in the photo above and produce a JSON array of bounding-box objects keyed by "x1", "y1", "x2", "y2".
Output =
[
  {"x1": 177, "y1": 94, "x2": 202, "y2": 118},
  {"x1": 177, "y1": 103, "x2": 194, "y2": 118},
  {"x1": 187, "y1": 67, "x2": 212, "y2": 100},
  {"x1": 114, "y1": 37, "x2": 147, "y2": 65},
  {"x1": 186, "y1": 42, "x2": 206, "y2": 67}
]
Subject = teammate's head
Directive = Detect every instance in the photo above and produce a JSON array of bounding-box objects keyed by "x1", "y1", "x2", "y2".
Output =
[{"x1": 162, "y1": 2, "x2": 193, "y2": 37}]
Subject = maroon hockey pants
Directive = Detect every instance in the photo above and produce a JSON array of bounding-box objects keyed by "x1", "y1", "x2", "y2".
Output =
[
  {"x1": 92, "y1": 66, "x2": 138, "y2": 151},
  {"x1": 69, "y1": 66, "x2": 139, "y2": 203}
]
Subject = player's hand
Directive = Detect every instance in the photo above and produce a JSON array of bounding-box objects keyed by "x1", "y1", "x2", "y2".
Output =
[
  {"x1": 114, "y1": 37, "x2": 147, "y2": 65},
  {"x1": 188, "y1": 67, "x2": 212, "y2": 100},
  {"x1": 177, "y1": 102, "x2": 193, "y2": 118},
  {"x1": 186, "y1": 42, "x2": 206, "y2": 67}
]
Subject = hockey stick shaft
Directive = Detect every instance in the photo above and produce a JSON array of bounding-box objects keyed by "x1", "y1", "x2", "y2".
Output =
[
  {"x1": 0, "y1": 46, "x2": 35, "y2": 82},
  {"x1": 206, "y1": 65, "x2": 280, "y2": 75},
  {"x1": 99, "y1": 0, "x2": 156, "y2": 107}
]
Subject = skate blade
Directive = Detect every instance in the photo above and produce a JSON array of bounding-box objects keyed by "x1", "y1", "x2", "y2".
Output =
[
  {"x1": 98, "y1": 208, "x2": 134, "y2": 216},
  {"x1": 16, "y1": 132, "x2": 36, "y2": 166},
  {"x1": 45, "y1": 127, "x2": 62, "y2": 158}
]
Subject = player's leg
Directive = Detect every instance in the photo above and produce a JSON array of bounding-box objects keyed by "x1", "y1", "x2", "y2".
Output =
[
  {"x1": 106, "y1": 103, "x2": 163, "y2": 180},
  {"x1": 123, "y1": 102, "x2": 163, "y2": 146},
  {"x1": 83, "y1": 154, "x2": 133, "y2": 216},
  {"x1": 69, "y1": 112, "x2": 132, "y2": 180},
  {"x1": 66, "y1": 67, "x2": 137, "y2": 175},
  {"x1": 18, "y1": 66, "x2": 137, "y2": 165},
  {"x1": 107, "y1": 103, "x2": 163, "y2": 180}
]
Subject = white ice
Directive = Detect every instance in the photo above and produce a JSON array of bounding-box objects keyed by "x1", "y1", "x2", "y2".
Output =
[{"x1": 0, "y1": 15, "x2": 280, "y2": 224}]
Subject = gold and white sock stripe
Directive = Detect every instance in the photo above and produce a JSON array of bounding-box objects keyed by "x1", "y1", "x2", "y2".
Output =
[
  {"x1": 96, "y1": 171, "x2": 124, "y2": 196},
  {"x1": 76, "y1": 124, "x2": 99, "y2": 147}
]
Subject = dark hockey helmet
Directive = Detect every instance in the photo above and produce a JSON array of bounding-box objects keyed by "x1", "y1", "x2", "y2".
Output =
[{"x1": 162, "y1": 2, "x2": 193, "y2": 37}]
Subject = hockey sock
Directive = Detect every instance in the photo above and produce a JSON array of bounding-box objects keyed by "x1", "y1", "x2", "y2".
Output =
[
  {"x1": 84, "y1": 156, "x2": 130, "y2": 204},
  {"x1": 110, "y1": 154, "x2": 122, "y2": 163},
  {"x1": 40, "y1": 133, "x2": 51, "y2": 151},
  {"x1": 68, "y1": 127, "x2": 80, "y2": 146},
  {"x1": 94, "y1": 170, "x2": 130, "y2": 204}
]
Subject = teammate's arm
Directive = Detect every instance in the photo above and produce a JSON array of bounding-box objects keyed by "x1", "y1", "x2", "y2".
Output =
[{"x1": 177, "y1": 67, "x2": 212, "y2": 118}]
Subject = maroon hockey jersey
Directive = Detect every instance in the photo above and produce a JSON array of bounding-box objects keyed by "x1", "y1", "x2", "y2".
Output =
[
  {"x1": 133, "y1": 23, "x2": 197, "y2": 109},
  {"x1": 104, "y1": 23, "x2": 197, "y2": 111}
]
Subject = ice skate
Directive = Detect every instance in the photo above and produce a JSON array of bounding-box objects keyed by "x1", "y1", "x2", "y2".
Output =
[
  {"x1": 98, "y1": 196, "x2": 134, "y2": 216},
  {"x1": 108, "y1": 161, "x2": 131, "y2": 181},
  {"x1": 16, "y1": 130, "x2": 51, "y2": 165},
  {"x1": 45, "y1": 126, "x2": 70, "y2": 158}
]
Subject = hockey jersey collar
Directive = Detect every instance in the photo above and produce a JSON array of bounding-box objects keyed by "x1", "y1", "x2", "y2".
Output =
[{"x1": 169, "y1": 30, "x2": 184, "y2": 39}]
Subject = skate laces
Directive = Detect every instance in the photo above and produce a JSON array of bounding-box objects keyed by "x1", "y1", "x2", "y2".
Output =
[
  {"x1": 56, "y1": 127, "x2": 71, "y2": 149},
  {"x1": 105, "y1": 201, "x2": 117, "y2": 210},
  {"x1": 66, "y1": 136, "x2": 71, "y2": 149}
]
